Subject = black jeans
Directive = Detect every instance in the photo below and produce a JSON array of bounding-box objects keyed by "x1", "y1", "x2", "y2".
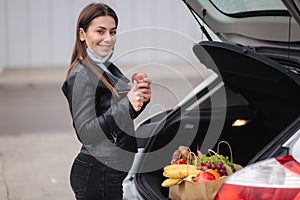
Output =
[{"x1": 70, "y1": 152, "x2": 128, "y2": 200}]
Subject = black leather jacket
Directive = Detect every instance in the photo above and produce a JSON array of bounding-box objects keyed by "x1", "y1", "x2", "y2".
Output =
[{"x1": 62, "y1": 60, "x2": 147, "y2": 170}]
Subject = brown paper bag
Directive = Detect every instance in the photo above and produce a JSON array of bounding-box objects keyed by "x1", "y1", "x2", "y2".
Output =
[
  {"x1": 213, "y1": 141, "x2": 243, "y2": 175},
  {"x1": 169, "y1": 177, "x2": 226, "y2": 200}
]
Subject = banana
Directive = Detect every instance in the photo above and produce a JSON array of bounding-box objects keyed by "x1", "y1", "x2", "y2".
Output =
[
  {"x1": 163, "y1": 170, "x2": 186, "y2": 179},
  {"x1": 161, "y1": 178, "x2": 182, "y2": 187},
  {"x1": 191, "y1": 169, "x2": 202, "y2": 176},
  {"x1": 163, "y1": 164, "x2": 202, "y2": 179},
  {"x1": 163, "y1": 164, "x2": 194, "y2": 171}
]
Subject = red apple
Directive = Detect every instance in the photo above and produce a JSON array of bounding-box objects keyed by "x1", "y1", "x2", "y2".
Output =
[
  {"x1": 132, "y1": 72, "x2": 148, "y2": 84},
  {"x1": 194, "y1": 171, "x2": 216, "y2": 183}
]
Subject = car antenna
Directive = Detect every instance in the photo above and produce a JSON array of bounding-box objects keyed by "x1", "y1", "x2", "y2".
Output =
[{"x1": 182, "y1": 0, "x2": 213, "y2": 41}]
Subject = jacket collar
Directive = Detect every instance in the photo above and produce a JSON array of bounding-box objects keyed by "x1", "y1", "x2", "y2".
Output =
[{"x1": 80, "y1": 58, "x2": 131, "y2": 93}]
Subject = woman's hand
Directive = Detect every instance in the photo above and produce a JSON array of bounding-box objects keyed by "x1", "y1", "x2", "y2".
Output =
[{"x1": 127, "y1": 78, "x2": 151, "y2": 112}]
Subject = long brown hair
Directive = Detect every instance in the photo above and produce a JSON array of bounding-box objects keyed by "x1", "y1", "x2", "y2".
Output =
[{"x1": 67, "y1": 3, "x2": 119, "y2": 98}]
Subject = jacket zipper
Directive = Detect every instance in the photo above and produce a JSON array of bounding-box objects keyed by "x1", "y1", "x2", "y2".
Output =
[{"x1": 111, "y1": 131, "x2": 118, "y2": 144}]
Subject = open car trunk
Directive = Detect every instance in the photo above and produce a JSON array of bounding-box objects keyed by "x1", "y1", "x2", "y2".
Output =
[
  {"x1": 134, "y1": 41, "x2": 300, "y2": 200},
  {"x1": 194, "y1": 41, "x2": 300, "y2": 130}
]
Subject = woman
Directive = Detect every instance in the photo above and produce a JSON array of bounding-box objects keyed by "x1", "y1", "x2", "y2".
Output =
[{"x1": 62, "y1": 3, "x2": 151, "y2": 200}]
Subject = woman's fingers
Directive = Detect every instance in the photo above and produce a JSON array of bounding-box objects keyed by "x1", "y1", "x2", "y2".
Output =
[
  {"x1": 127, "y1": 78, "x2": 152, "y2": 111},
  {"x1": 127, "y1": 88, "x2": 144, "y2": 111},
  {"x1": 136, "y1": 78, "x2": 151, "y2": 89}
]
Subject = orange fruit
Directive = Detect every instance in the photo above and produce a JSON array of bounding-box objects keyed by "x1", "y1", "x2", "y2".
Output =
[{"x1": 205, "y1": 169, "x2": 221, "y2": 179}]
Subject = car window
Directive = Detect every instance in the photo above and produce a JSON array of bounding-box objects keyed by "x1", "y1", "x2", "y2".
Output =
[{"x1": 209, "y1": 0, "x2": 288, "y2": 16}]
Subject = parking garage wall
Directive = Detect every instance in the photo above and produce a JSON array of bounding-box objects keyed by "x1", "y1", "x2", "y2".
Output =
[{"x1": 0, "y1": 0, "x2": 201, "y2": 72}]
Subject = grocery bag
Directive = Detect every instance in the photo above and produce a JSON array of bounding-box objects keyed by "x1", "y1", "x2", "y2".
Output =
[
  {"x1": 209, "y1": 141, "x2": 243, "y2": 175},
  {"x1": 169, "y1": 176, "x2": 226, "y2": 200},
  {"x1": 167, "y1": 141, "x2": 242, "y2": 200}
]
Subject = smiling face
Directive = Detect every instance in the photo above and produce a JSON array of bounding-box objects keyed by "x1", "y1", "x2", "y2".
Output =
[{"x1": 80, "y1": 15, "x2": 117, "y2": 58}]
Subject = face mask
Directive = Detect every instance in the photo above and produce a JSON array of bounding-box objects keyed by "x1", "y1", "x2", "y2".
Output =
[{"x1": 86, "y1": 47, "x2": 113, "y2": 64}]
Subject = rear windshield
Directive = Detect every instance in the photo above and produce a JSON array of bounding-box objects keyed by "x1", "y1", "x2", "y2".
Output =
[{"x1": 209, "y1": 0, "x2": 289, "y2": 17}]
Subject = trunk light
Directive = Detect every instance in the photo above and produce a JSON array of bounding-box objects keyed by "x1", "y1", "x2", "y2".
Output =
[{"x1": 232, "y1": 119, "x2": 250, "y2": 127}]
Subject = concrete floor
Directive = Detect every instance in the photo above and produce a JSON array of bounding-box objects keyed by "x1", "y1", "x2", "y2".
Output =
[{"x1": 0, "y1": 68, "x2": 80, "y2": 200}]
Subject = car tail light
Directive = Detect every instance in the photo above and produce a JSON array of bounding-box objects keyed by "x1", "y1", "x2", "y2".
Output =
[
  {"x1": 215, "y1": 156, "x2": 300, "y2": 200},
  {"x1": 276, "y1": 155, "x2": 300, "y2": 175}
]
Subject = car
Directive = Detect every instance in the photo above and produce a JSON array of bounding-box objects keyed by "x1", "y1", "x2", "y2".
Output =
[{"x1": 123, "y1": 0, "x2": 300, "y2": 199}]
